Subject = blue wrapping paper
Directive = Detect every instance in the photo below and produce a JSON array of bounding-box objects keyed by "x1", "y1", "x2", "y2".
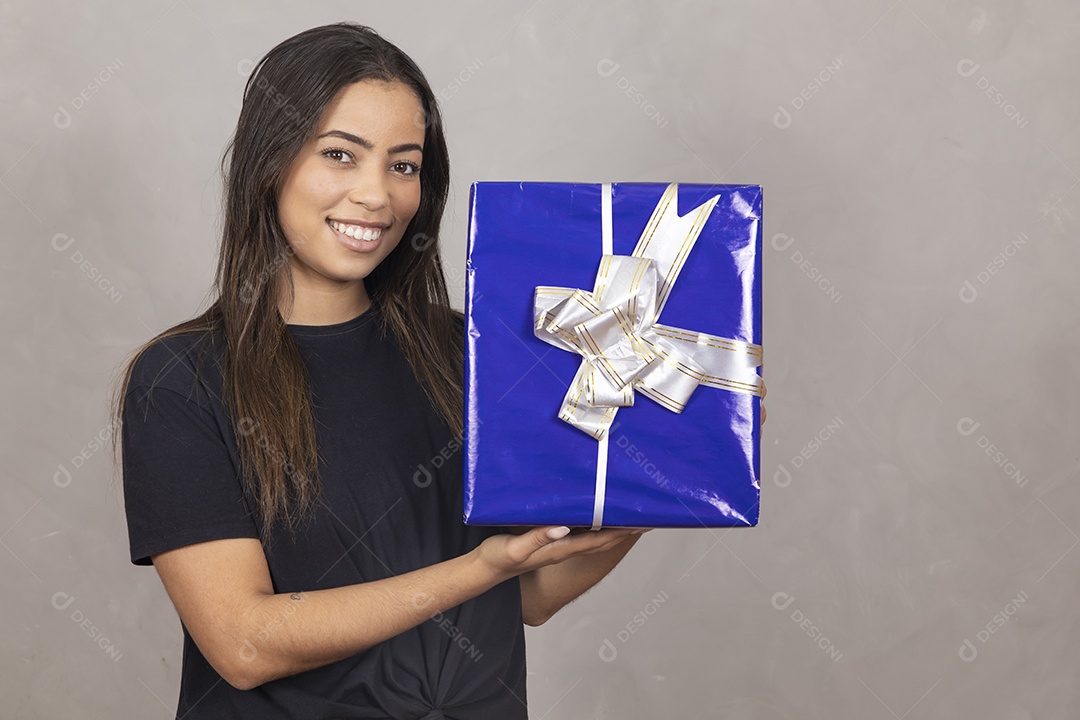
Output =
[{"x1": 463, "y1": 182, "x2": 763, "y2": 528}]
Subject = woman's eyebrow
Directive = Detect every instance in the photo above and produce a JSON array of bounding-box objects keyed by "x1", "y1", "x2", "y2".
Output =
[{"x1": 316, "y1": 129, "x2": 422, "y2": 154}]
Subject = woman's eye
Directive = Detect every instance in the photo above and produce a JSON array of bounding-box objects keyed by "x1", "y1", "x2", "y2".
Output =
[
  {"x1": 321, "y1": 147, "x2": 353, "y2": 164},
  {"x1": 393, "y1": 161, "x2": 420, "y2": 176}
]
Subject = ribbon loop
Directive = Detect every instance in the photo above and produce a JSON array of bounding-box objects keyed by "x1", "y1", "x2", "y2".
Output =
[{"x1": 632, "y1": 334, "x2": 706, "y2": 413}]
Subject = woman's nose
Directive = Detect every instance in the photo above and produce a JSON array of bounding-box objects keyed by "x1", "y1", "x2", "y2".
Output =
[{"x1": 347, "y1": 167, "x2": 390, "y2": 211}]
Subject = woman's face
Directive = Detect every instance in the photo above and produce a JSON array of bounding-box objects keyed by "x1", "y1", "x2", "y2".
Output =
[{"x1": 275, "y1": 79, "x2": 425, "y2": 307}]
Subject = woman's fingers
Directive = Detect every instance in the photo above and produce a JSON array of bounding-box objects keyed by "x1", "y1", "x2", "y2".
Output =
[
  {"x1": 761, "y1": 379, "x2": 767, "y2": 425},
  {"x1": 524, "y1": 526, "x2": 631, "y2": 558},
  {"x1": 479, "y1": 525, "x2": 648, "y2": 577},
  {"x1": 552, "y1": 527, "x2": 636, "y2": 555},
  {"x1": 546, "y1": 526, "x2": 571, "y2": 541},
  {"x1": 527, "y1": 526, "x2": 570, "y2": 552},
  {"x1": 580, "y1": 534, "x2": 640, "y2": 555}
]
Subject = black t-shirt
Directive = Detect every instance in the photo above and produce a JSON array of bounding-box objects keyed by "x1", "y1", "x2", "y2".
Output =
[{"x1": 121, "y1": 305, "x2": 527, "y2": 719}]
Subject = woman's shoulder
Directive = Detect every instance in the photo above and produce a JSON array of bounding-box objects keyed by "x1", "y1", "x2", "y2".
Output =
[{"x1": 126, "y1": 327, "x2": 226, "y2": 402}]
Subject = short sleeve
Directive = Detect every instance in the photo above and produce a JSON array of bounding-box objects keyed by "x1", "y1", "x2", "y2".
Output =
[{"x1": 122, "y1": 383, "x2": 259, "y2": 566}]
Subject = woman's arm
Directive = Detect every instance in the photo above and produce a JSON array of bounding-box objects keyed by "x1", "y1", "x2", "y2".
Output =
[
  {"x1": 151, "y1": 525, "x2": 636, "y2": 691},
  {"x1": 518, "y1": 531, "x2": 646, "y2": 626}
]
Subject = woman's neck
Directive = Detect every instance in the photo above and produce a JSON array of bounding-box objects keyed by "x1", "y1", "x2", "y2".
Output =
[{"x1": 277, "y1": 275, "x2": 372, "y2": 326}]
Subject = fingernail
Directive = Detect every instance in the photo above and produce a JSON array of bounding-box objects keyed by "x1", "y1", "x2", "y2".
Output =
[{"x1": 548, "y1": 526, "x2": 571, "y2": 540}]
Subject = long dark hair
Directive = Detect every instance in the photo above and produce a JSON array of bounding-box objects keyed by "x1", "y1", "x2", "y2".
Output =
[{"x1": 110, "y1": 22, "x2": 460, "y2": 546}]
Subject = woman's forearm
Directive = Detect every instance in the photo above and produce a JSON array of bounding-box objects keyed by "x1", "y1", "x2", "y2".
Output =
[
  {"x1": 234, "y1": 549, "x2": 507, "y2": 689},
  {"x1": 519, "y1": 533, "x2": 642, "y2": 625}
]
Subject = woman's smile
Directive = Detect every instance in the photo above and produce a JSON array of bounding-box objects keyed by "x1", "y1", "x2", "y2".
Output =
[{"x1": 327, "y1": 218, "x2": 389, "y2": 252}]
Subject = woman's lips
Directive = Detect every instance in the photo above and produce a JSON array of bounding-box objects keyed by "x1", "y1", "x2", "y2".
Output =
[
  {"x1": 327, "y1": 218, "x2": 384, "y2": 241},
  {"x1": 327, "y1": 218, "x2": 386, "y2": 253}
]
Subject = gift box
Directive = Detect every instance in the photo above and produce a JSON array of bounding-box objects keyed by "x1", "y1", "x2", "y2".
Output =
[{"x1": 463, "y1": 181, "x2": 763, "y2": 528}]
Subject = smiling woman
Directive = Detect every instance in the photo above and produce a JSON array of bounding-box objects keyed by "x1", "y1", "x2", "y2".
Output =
[{"x1": 110, "y1": 20, "x2": 644, "y2": 720}]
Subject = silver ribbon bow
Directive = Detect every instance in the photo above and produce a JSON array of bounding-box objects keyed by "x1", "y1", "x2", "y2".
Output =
[{"x1": 533, "y1": 183, "x2": 764, "y2": 442}]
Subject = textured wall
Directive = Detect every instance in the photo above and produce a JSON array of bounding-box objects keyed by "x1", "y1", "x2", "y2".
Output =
[{"x1": 2, "y1": 1, "x2": 1077, "y2": 717}]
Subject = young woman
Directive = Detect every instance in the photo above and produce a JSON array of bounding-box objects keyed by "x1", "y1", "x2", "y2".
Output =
[{"x1": 111, "y1": 21, "x2": 655, "y2": 719}]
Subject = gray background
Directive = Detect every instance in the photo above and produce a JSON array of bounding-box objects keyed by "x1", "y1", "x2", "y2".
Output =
[{"x1": 2, "y1": 0, "x2": 1077, "y2": 717}]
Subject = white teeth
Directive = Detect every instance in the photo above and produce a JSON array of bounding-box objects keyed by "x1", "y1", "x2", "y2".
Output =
[{"x1": 329, "y1": 219, "x2": 382, "y2": 241}]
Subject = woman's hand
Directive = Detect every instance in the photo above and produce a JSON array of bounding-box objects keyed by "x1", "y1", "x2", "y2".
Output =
[
  {"x1": 761, "y1": 378, "x2": 767, "y2": 425},
  {"x1": 474, "y1": 526, "x2": 643, "y2": 582}
]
